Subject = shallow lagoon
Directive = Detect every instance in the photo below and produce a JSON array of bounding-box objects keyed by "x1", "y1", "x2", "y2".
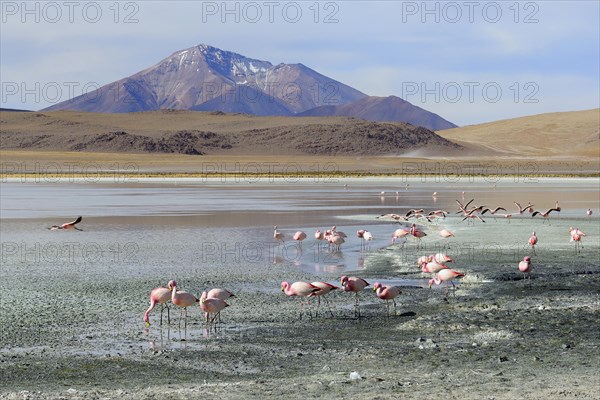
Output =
[{"x1": 1, "y1": 177, "x2": 599, "y2": 398}]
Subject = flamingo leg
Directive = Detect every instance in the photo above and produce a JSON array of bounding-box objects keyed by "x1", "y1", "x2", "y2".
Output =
[{"x1": 323, "y1": 296, "x2": 335, "y2": 318}]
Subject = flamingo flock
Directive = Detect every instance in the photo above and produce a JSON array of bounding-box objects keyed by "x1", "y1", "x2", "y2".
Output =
[{"x1": 135, "y1": 191, "x2": 593, "y2": 331}]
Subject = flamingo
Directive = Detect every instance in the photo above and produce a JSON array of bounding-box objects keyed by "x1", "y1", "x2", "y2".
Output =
[
  {"x1": 143, "y1": 280, "x2": 176, "y2": 326},
  {"x1": 171, "y1": 282, "x2": 199, "y2": 332},
  {"x1": 502, "y1": 213, "x2": 513, "y2": 223},
  {"x1": 357, "y1": 229, "x2": 366, "y2": 250},
  {"x1": 308, "y1": 281, "x2": 338, "y2": 317},
  {"x1": 569, "y1": 228, "x2": 584, "y2": 253},
  {"x1": 518, "y1": 256, "x2": 533, "y2": 287},
  {"x1": 586, "y1": 208, "x2": 593, "y2": 217},
  {"x1": 392, "y1": 228, "x2": 410, "y2": 245},
  {"x1": 428, "y1": 269, "x2": 465, "y2": 293},
  {"x1": 274, "y1": 226, "x2": 285, "y2": 243},
  {"x1": 514, "y1": 201, "x2": 535, "y2": 214},
  {"x1": 331, "y1": 226, "x2": 347, "y2": 238},
  {"x1": 373, "y1": 283, "x2": 402, "y2": 316},
  {"x1": 48, "y1": 216, "x2": 83, "y2": 231},
  {"x1": 206, "y1": 288, "x2": 235, "y2": 323},
  {"x1": 417, "y1": 255, "x2": 430, "y2": 268},
  {"x1": 421, "y1": 260, "x2": 450, "y2": 274},
  {"x1": 438, "y1": 228, "x2": 454, "y2": 249},
  {"x1": 363, "y1": 230, "x2": 374, "y2": 248},
  {"x1": 528, "y1": 232, "x2": 538, "y2": 255},
  {"x1": 532, "y1": 207, "x2": 561, "y2": 224},
  {"x1": 315, "y1": 229, "x2": 326, "y2": 248},
  {"x1": 406, "y1": 209, "x2": 425, "y2": 217},
  {"x1": 340, "y1": 276, "x2": 369, "y2": 318},
  {"x1": 328, "y1": 234, "x2": 345, "y2": 252},
  {"x1": 410, "y1": 224, "x2": 427, "y2": 249},
  {"x1": 433, "y1": 253, "x2": 453, "y2": 263},
  {"x1": 481, "y1": 207, "x2": 507, "y2": 221},
  {"x1": 200, "y1": 291, "x2": 229, "y2": 326},
  {"x1": 378, "y1": 213, "x2": 408, "y2": 223},
  {"x1": 293, "y1": 231, "x2": 307, "y2": 249},
  {"x1": 281, "y1": 281, "x2": 320, "y2": 319}
]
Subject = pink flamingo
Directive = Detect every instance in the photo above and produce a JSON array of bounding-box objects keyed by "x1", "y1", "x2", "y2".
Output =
[
  {"x1": 421, "y1": 260, "x2": 449, "y2": 274},
  {"x1": 433, "y1": 253, "x2": 453, "y2": 263},
  {"x1": 378, "y1": 213, "x2": 408, "y2": 223},
  {"x1": 392, "y1": 228, "x2": 410, "y2": 245},
  {"x1": 200, "y1": 291, "x2": 229, "y2": 326},
  {"x1": 328, "y1": 234, "x2": 345, "y2": 252},
  {"x1": 293, "y1": 231, "x2": 307, "y2": 249},
  {"x1": 428, "y1": 269, "x2": 465, "y2": 293},
  {"x1": 438, "y1": 228, "x2": 454, "y2": 249},
  {"x1": 410, "y1": 224, "x2": 427, "y2": 249},
  {"x1": 569, "y1": 228, "x2": 584, "y2": 253},
  {"x1": 340, "y1": 276, "x2": 370, "y2": 318},
  {"x1": 518, "y1": 256, "x2": 533, "y2": 287},
  {"x1": 48, "y1": 216, "x2": 83, "y2": 231},
  {"x1": 417, "y1": 255, "x2": 430, "y2": 268},
  {"x1": 514, "y1": 201, "x2": 535, "y2": 215},
  {"x1": 528, "y1": 231, "x2": 538, "y2": 255},
  {"x1": 502, "y1": 213, "x2": 513, "y2": 223},
  {"x1": 143, "y1": 280, "x2": 176, "y2": 326},
  {"x1": 331, "y1": 226, "x2": 347, "y2": 238},
  {"x1": 356, "y1": 229, "x2": 366, "y2": 250},
  {"x1": 274, "y1": 226, "x2": 285, "y2": 243},
  {"x1": 171, "y1": 282, "x2": 199, "y2": 331},
  {"x1": 532, "y1": 206, "x2": 561, "y2": 224},
  {"x1": 281, "y1": 281, "x2": 320, "y2": 319},
  {"x1": 308, "y1": 281, "x2": 338, "y2": 316},
  {"x1": 373, "y1": 282, "x2": 401, "y2": 316},
  {"x1": 315, "y1": 229, "x2": 325, "y2": 248},
  {"x1": 206, "y1": 288, "x2": 235, "y2": 323}
]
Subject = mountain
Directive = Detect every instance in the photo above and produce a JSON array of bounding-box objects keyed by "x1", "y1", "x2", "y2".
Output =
[
  {"x1": 438, "y1": 109, "x2": 599, "y2": 157},
  {"x1": 43, "y1": 44, "x2": 366, "y2": 115},
  {"x1": 41, "y1": 44, "x2": 457, "y2": 130},
  {"x1": 298, "y1": 96, "x2": 457, "y2": 131}
]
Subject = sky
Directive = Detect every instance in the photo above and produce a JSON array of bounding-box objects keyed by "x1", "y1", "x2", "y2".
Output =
[{"x1": 1, "y1": 0, "x2": 599, "y2": 126}]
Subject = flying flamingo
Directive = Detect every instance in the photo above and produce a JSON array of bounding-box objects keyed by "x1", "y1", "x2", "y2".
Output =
[
  {"x1": 293, "y1": 231, "x2": 307, "y2": 249},
  {"x1": 171, "y1": 282, "x2": 199, "y2": 332},
  {"x1": 428, "y1": 269, "x2": 465, "y2": 294},
  {"x1": 281, "y1": 281, "x2": 320, "y2": 319},
  {"x1": 528, "y1": 232, "x2": 538, "y2": 255},
  {"x1": 143, "y1": 280, "x2": 176, "y2": 326},
  {"x1": 308, "y1": 281, "x2": 338, "y2": 317},
  {"x1": 206, "y1": 288, "x2": 235, "y2": 323},
  {"x1": 340, "y1": 276, "x2": 370, "y2": 318},
  {"x1": 200, "y1": 291, "x2": 230, "y2": 326},
  {"x1": 514, "y1": 201, "x2": 535, "y2": 214},
  {"x1": 48, "y1": 216, "x2": 83, "y2": 231},
  {"x1": 532, "y1": 207, "x2": 561, "y2": 224},
  {"x1": 373, "y1": 282, "x2": 402, "y2": 316},
  {"x1": 378, "y1": 213, "x2": 409, "y2": 223},
  {"x1": 502, "y1": 213, "x2": 513, "y2": 223},
  {"x1": 518, "y1": 256, "x2": 533, "y2": 287}
]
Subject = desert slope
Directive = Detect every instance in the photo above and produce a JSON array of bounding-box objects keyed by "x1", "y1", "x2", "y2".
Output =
[
  {"x1": 438, "y1": 109, "x2": 599, "y2": 157},
  {"x1": 0, "y1": 110, "x2": 461, "y2": 156}
]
